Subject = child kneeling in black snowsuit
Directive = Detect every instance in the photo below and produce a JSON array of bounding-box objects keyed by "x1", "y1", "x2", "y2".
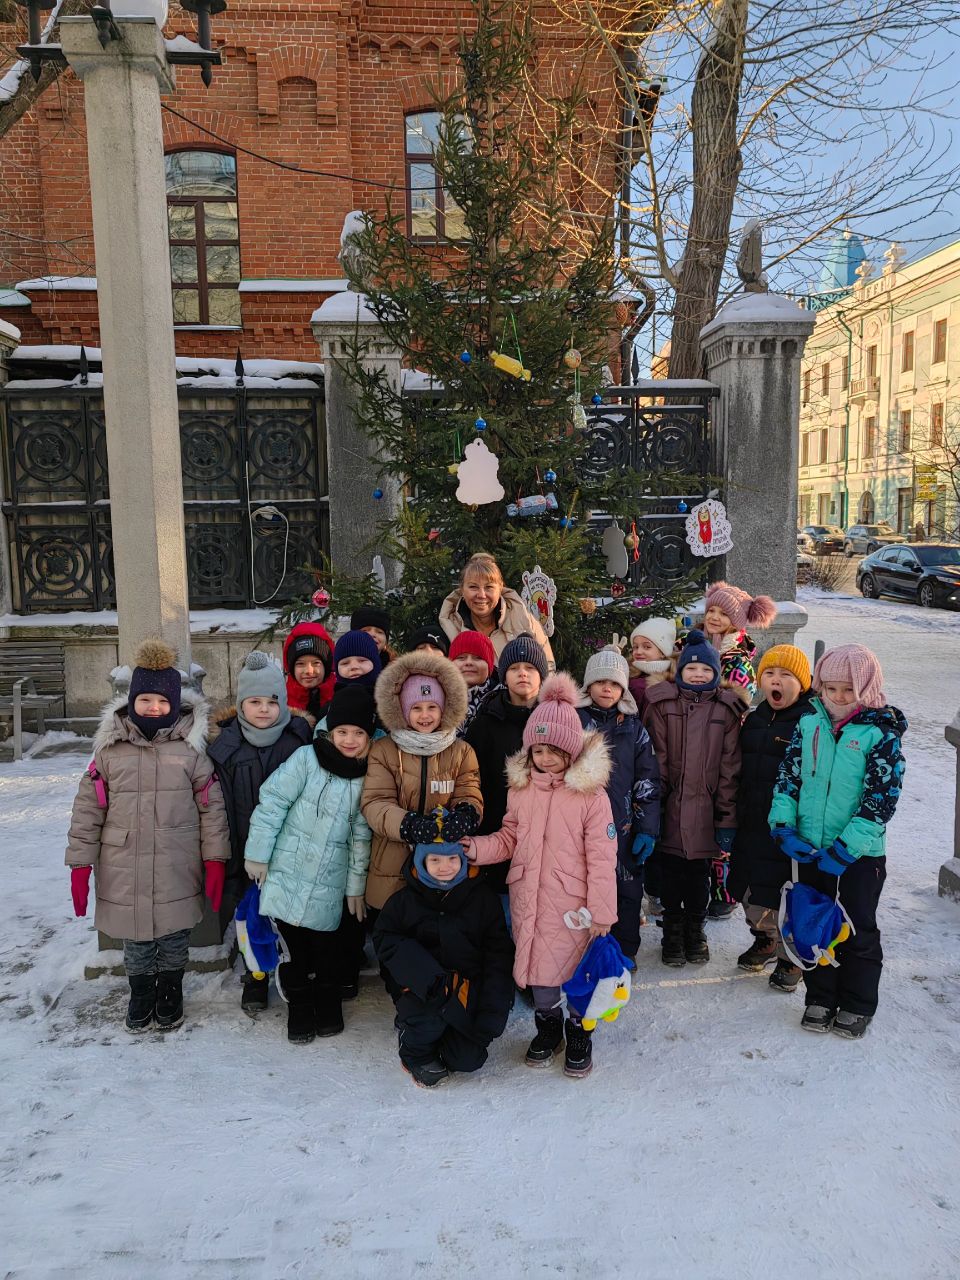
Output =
[{"x1": 374, "y1": 837, "x2": 515, "y2": 1088}]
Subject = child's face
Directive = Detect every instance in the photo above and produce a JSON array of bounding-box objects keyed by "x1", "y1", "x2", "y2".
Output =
[
  {"x1": 133, "y1": 693, "x2": 171, "y2": 717},
  {"x1": 329, "y1": 724, "x2": 370, "y2": 757},
  {"x1": 360, "y1": 625, "x2": 388, "y2": 652},
  {"x1": 293, "y1": 656, "x2": 326, "y2": 688},
  {"x1": 338, "y1": 656, "x2": 374, "y2": 680},
  {"x1": 408, "y1": 701, "x2": 442, "y2": 732},
  {"x1": 454, "y1": 653, "x2": 490, "y2": 687},
  {"x1": 461, "y1": 575, "x2": 498, "y2": 620},
  {"x1": 632, "y1": 635, "x2": 668, "y2": 663},
  {"x1": 505, "y1": 663, "x2": 541, "y2": 705},
  {"x1": 759, "y1": 667, "x2": 802, "y2": 710},
  {"x1": 424, "y1": 852, "x2": 462, "y2": 882},
  {"x1": 821, "y1": 680, "x2": 856, "y2": 708},
  {"x1": 681, "y1": 661, "x2": 714, "y2": 687},
  {"x1": 241, "y1": 696, "x2": 281, "y2": 728},
  {"x1": 704, "y1": 605, "x2": 734, "y2": 636},
  {"x1": 531, "y1": 743, "x2": 568, "y2": 774},
  {"x1": 589, "y1": 679, "x2": 621, "y2": 710}
]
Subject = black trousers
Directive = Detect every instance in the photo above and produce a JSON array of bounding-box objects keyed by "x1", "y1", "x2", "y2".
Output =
[
  {"x1": 660, "y1": 855, "x2": 711, "y2": 922},
  {"x1": 277, "y1": 913, "x2": 354, "y2": 991},
  {"x1": 396, "y1": 1001, "x2": 488, "y2": 1072},
  {"x1": 800, "y1": 856, "x2": 886, "y2": 1017},
  {"x1": 612, "y1": 869, "x2": 645, "y2": 959}
]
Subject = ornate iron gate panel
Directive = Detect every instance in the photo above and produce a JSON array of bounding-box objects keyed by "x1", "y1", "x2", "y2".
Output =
[{"x1": 1, "y1": 386, "x2": 328, "y2": 613}]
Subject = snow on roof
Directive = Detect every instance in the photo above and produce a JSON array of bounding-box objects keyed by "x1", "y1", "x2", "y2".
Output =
[
  {"x1": 701, "y1": 291, "x2": 813, "y2": 337},
  {"x1": 0, "y1": 318, "x2": 21, "y2": 344},
  {"x1": 401, "y1": 368, "x2": 444, "y2": 391},
  {"x1": 164, "y1": 34, "x2": 205, "y2": 54},
  {"x1": 311, "y1": 291, "x2": 380, "y2": 324},
  {"x1": 0, "y1": 607, "x2": 279, "y2": 633},
  {"x1": 15, "y1": 277, "x2": 97, "y2": 292},
  {"x1": 10, "y1": 344, "x2": 101, "y2": 362},
  {"x1": 0, "y1": 289, "x2": 31, "y2": 307},
  {"x1": 238, "y1": 279, "x2": 349, "y2": 293},
  {"x1": 8, "y1": 347, "x2": 323, "y2": 383}
]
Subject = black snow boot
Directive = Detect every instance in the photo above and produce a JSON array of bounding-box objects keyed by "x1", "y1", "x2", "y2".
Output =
[
  {"x1": 832, "y1": 1010, "x2": 872, "y2": 1040},
  {"x1": 314, "y1": 984, "x2": 345, "y2": 1037},
  {"x1": 707, "y1": 899, "x2": 738, "y2": 920},
  {"x1": 402, "y1": 1057, "x2": 449, "y2": 1089},
  {"x1": 276, "y1": 962, "x2": 316, "y2": 1044},
  {"x1": 125, "y1": 973, "x2": 157, "y2": 1034},
  {"x1": 684, "y1": 917, "x2": 710, "y2": 965},
  {"x1": 525, "y1": 1009, "x2": 565, "y2": 1067},
  {"x1": 660, "y1": 914, "x2": 686, "y2": 967},
  {"x1": 769, "y1": 959, "x2": 802, "y2": 992},
  {"x1": 737, "y1": 934, "x2": 778, "y2": 972},
  {"x1": 241, "y1": 973, "x2": 269, "y2": 1016},
  {"x1": 800, "y1": 1004, "x2": 836, "y2": 1034},
  {"x1": 340, "y1": 980, "x2": 360, "y2": 1001},
  {"x1": 563, "y1": 1018, "x2": 593, "y2": 1079},
  {"x1": 155, "y1": 969, "x2": 184, "y2": 1031}
]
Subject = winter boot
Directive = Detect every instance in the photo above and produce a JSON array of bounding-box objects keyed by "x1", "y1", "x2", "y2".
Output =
[
  {"x1": 276, "y1": 962, "x2": 316, "y2": 1044},
  {"x1": 525, "y1": 1009, "x2": 565, "y2": 1067},
  {"x1": 241, "y1": 973, "x2": 269, "y2": 1016},
  {"x1": 707, "y1": 899, "x2": 738, "y2": 920},
  {"x1": 684, "y1": 916, "x2": 710, "y2": 965},
  {"x1": 563, "y1": 1018, "x2": 594, "y2": 1079},
  {"x1": 737, "y1": 934, "x2": 778, "y2": 972},
  {"x1": 768, "y1": 959, "x2": 802, "y2": 992},
  {"x1": 660, "y1": 914, "x2": 686, "y2": 967},
  {"x1": 800, "y1": 1004, "x2": 836, "y2": 1034},
  {"x1": 155, "y1": 969, "x2": 184, "y2": 1031},
  {"x1": 314, "y1": 984, "x2": 345, "y2": 1037},
  {"x1": 832, "y1": 1010, "x2": 872, "y2": 1040},
  {"x1": 340, "y1": 980, "x2": 360, "y2": 1001},
  {"x1": 402, "y1": 1057, "x2": 449, "y2": 1089},
  {"x1": 124, "y1": 973, "x2": 157, "y2": 1034}
]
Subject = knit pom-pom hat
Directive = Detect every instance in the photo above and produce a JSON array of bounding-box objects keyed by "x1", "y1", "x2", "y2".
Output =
[
  {"x1": 128, "y1": 638, "x2": 181, "y2": 732},
  {"x1": 676, "y1": 629, "x2": 721, "y2": 691},
  {"x1": 813, "y1": 644, "x2": 885, "y2": 710},
  {"x1": 449, "y1": 629, "x2": 496, "y2": 672},
  {"x1": 582, "y1": 645, "x2": 630, "y2": 693},
  {"x1": 704, "y1": 581, "x2": 777, "y2": 632},
  {"x1": 522, "y1": 672, "x2": 585, "y2": 761}
]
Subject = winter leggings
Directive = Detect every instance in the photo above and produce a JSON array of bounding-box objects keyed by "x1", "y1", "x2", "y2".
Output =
[
  {"x1": 613, "y1": 868, "x2": 645, "y2": 959},
  {"x1": 660, "y1": 856, "x2": 711, "y2": 922},
  {"x1": 800, "y1": 856, "x2": 886, "y2": 1017},
  {"x1": 277, "y1": 918, "x2": 346, "y2": 992},
  {"x1": 530, "y1": 985, "x2": 584, "y2": 1026},
  {"x1": 123, "y1": 929, "x2": 191, "y2": 977},
  {"x1": 741, "y1": 889, "x2": 790, "y2": 962}
]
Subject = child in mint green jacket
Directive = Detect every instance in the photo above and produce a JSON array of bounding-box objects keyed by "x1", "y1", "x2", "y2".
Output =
[{"x1": 769, "y1": 644, "x2": 905, "y2": 1040}]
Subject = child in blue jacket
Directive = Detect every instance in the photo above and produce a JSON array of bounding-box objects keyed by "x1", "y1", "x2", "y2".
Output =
[
  {"x1": 769, "y1": 643, "x2": 905, "y2": 1039},
  {"x1": 577, "y1": 645, "x2": 660, "y2": 961},
  {"x1": 244, "y1": 685, "x2": 375, "y2": 1045}
]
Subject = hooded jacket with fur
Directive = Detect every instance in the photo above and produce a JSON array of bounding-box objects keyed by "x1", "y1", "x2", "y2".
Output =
[
  {"x1": 65, "y1": 691, "x2": 230, "y2": 941},
  {"x1": 361, "y1": 651, "x2": 483, "y2": 910},
  {"x1": 468, "y1": 733, "x2": 618, "y2": 988}
]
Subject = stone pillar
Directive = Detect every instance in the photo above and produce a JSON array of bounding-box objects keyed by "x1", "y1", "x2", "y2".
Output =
[
  {"x1": 312, "y1": 291, "x2": 403, "y2": 586},
  {"x1": 939, "y1": 707, "x2": 960, "y2": 902},
  {"x1": 60, "y1": 18, "x2": 191, "y2": 670},
  {"x1": 0, "y1": 319, "x2": 21, "y2": 617},
  {"x1": 700, "y1": 292, "x2": 817, "y2": 650}
]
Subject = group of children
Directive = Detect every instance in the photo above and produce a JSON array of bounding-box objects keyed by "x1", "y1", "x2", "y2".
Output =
[{"x1": 65, "y1": 577, "x2": 906, "y2": 1084}]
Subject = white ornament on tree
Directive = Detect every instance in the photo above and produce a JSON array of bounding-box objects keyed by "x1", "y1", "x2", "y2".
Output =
[
  {"x1": 685, "y1": 499, "x2": 733, "y2": 557},
  {"x1": 520, "y1": 564, "x2": 557, "y2": 637},
  {"x1": 455, "y1": 438, "x2": 505, "y2": 505},
  {"x1": 601, "y1": 521, "x2": 630, "y2": 578}
]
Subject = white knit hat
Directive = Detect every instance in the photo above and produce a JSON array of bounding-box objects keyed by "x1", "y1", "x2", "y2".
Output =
[
  {"x1": 583, "y1": 645, "x2": 630, "y2": 693},
  {"x1": 630, "y1": 617, "x2": 676, "y2": 659}
]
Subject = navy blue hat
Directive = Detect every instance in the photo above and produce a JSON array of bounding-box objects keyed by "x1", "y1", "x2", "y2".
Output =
[
  {"x1": 676, "y1": 629, "x2": 721, "y2": 691},
  {"x1": 127, "y1": 638, "x2": 182, "y2": 737},
  {"x1": 497, "y1": 632, "x2": 548, "y2": 684},
  {"x1": 413, "y1": 841, "x2": 469, "y2": 891}
]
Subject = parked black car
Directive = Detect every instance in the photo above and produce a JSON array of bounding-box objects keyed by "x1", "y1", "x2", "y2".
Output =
[
  {"x1": 798, "y1": 524, "x2": 844, "y2": 555},
  {"x1": 843, "y1": 523, "x2": 907, "y2": 556},
  {"x1": 857, "y1": 544, "x2": 960, "y2": 609}
]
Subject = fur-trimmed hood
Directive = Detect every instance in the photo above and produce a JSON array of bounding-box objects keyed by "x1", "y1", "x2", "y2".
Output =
[
  {"x1": 92, "y1": 687, "x2": 212, "y2": 754},
  {"x1": 374, "y1": 649, "x2": 468, "y2": 734},
  {"x1": 207, "y1": 704, "x2": 310, "y2": 744},
  {"x1": 504, "y1": 728, "x2": 611, "y2": 795}
]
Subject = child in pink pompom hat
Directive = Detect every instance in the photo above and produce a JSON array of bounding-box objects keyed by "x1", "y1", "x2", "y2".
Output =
[{"x1": 703, "y1": 581, "x2": 777, "y2": 704}]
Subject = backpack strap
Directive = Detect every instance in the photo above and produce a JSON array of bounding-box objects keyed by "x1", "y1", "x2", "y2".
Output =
[
  {"x1": 87, "y1": 760, "x2": 108, "y2": 809},
  {"x1": 197, "y1": 772, "x2": 218, "y2": 808}
]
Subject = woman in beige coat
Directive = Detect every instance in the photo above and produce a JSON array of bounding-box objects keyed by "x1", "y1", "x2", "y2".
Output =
[
  {"x1": 438, "y1": 552, "x2": 555, "y2": 670},
  {"x1": 65, "y1": 640, "x2": 229, "y2": 1034}
]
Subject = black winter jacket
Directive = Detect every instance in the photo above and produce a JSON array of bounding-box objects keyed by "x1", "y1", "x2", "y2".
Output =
[
  {"x1": 727, "y1": 692, "x2": 814, "y2": 908},
  {"x1": 577, "y1": 703, "x2": 660, "y2": 869},
  {"x1": 373, "y1": 864, "x2": 515, "y2": 1046},
  {"x1": 465, "y1": 688, "x2": 532, "y2": 892}
]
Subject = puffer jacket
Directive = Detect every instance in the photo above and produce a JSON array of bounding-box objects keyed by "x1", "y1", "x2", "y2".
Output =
[
  {"x1": 361, "y1": 651, "x2": 483, "y2": 910},
  {"x1": 469, "y1": 733, "x2": 618, "y2": 988},
  {"x1": 464, "y1": 687, "x2": 532, "y2": 893},
  {"x1": 439, "y1": 586, "x2": 555, "y2": 670},
  {"x1": 727, "y1": 692, "x2": 814, "y2": 908},
  {"x1": 65, "y1": 692, "x2": 229, "y2": 941},
  {"x1": 577, "y1": 693, "x2": 660, "y2": 869},
  {"x1": 643, "y1": 680, "x2": 743, "y2": 860},
  {"x1": 244, "y1": 743, "x2": 372, "y2": 931},
  {"x1": 373, "y1": 862, "x2": 515, "y2": 1046},
  {"x1": 769, "y1": 699, "x2": 906, "y2": 860},
  {"x1": 282, "y1": 621, "x2": 335, "y2": 722}
]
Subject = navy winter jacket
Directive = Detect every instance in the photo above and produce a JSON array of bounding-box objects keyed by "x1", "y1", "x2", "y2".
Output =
[{"x1": 577, "y1": 702, "x2": 660, "y2": 870}]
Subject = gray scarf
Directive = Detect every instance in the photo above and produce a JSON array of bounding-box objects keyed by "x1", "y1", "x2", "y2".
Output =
[
  {"x1": 238, "y1": 706, "x2": 290, "y2": 748},
  {"x1": 390, "y1": 726, "x2": 459, "y2": 757}
]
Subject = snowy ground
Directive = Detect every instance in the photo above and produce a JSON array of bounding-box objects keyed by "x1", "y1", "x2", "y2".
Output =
[{"x1": 1, "y1": 592, "x2": 959, "y2": 1280}]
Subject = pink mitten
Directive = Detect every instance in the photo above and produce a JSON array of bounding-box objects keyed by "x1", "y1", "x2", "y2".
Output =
[
  {"x1": 204, "y1": 861, "x2": 225, "y2": 912},
  {"x1": 71, "y1": 866, "x2": 92, "y2": 917}
]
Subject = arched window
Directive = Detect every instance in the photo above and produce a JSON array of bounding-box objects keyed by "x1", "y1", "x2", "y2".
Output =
[
  {"x1": 165, "y1": 151, "x2": 241, "y2": 326},
  {"x1": 405, "y1": 112, "x2": 466, "y2": 241},
  {"x1": 859, "y1": 491, "x2": 875, "y2": 522}
]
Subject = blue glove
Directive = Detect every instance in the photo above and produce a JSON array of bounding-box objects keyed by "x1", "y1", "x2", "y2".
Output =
[
  {"x1": 631, "y1": 832, "x2": 656, "y2": 865},
  {"x1": 771, "y1": 824, "x2": 817, "y2": 862},
  {"x1": 815, "y1": 839, "x2": 856, "y2": 877},
  {"x1": 714, "y1": 828, "x2": 736, "y2": 855}
]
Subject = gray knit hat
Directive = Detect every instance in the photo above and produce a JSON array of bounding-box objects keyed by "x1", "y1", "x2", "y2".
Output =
[
  {"x1": 582, "y1": 645, "x2": 630, "y2": 693},
  {"x1": 497, "y1": 632, "x2": 548, "y2": 683},
  {"x1": 237, "y1": 651, "x2": 287, "y2": 708}
]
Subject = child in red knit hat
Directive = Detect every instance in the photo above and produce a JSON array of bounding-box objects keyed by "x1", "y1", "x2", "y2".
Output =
[{"x1": 449, "y1": 629, "x2": 499, "y2": 735}]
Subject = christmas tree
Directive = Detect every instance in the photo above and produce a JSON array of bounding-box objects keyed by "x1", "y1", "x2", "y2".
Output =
[{"x1": 274, "y1": 0, "x2": 703, "y2": 669}]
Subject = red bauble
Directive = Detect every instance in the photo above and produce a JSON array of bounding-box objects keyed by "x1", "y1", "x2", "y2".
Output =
[
  {"x1": 312, "y1": 588, "x2": 331, "y2": 608},
  {"x1": 611, "y1": 580, "x2": 626, "y2": 598}
]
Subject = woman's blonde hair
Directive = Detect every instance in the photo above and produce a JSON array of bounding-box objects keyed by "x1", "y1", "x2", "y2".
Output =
[{"x1": 460, "y1": 552, "x2": 504, "y2": 588}]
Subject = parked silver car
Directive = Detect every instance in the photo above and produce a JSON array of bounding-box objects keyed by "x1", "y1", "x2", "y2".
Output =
[{"x1": 842, "y1": 523, "x2": 907, "y2": 557}]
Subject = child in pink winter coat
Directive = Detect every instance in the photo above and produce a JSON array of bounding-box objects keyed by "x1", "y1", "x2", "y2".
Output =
[{"x1": 463, "y1": 673, "x2": 618, "y2": 1079}]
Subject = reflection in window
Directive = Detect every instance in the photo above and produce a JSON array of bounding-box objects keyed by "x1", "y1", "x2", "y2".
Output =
[
  {"x1": 165, "y1": 151, "x2": 241, "y2": 326},
  {"x1": 404, "y1": 111, "x2": 467, "y2": 241}
]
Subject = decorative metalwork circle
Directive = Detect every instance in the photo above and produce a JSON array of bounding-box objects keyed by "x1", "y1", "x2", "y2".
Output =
[
  {"x1": 186, "y1": 525, "x2": 242, "y2": 594},
  {"x1": 247, "y1": 414, "x2": 313, "y2": 485},
  {"x1": 637, "y1": 414, "x2": 708, "y2": 473},
  {"x1": 579, "y1": 412, "x2": 631, "y2": 480},
  {"x1": 14, "y1": 415, "x2": 84, "y2": 488},
  {"x1": 181, "y1": 415, "x2": 237, "y2": 487},
  {"x1": 21, "y1": 531, "x2": 92, "y2": 597},
  {"x1": 633, "y1": 519, "x2": 693, "y2": 585}
]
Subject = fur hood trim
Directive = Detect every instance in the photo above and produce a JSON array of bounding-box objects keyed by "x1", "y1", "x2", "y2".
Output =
[
  {"x1": 504, "y1": 728, "x2": 611, "y2": 795},
  {"x1": 374, "y1": 649, "x2": 468, "y2": 734},
  {"x1": 92, "y1": 687, "x2": 211, "y2": 754}
]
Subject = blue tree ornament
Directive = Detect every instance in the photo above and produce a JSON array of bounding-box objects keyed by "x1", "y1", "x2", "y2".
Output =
[
  {"x1": 544, "y1": 468, "x2": 557, "y2": 484},
  {"x1": 591, "y1": 393, "x2": 602, "y2": 405},
  {"x1": 460, "y1": 350, "x2": 472, "y2": 364},
  {"x1": 373, "y1": 488, "x2": 384, "y2": 500},
  {"x1": 474, "y1": 417, "x2": 487, "y2": 431},
  {"x1": 677, "y1": 500, "x2": 688, "y2": 513}
]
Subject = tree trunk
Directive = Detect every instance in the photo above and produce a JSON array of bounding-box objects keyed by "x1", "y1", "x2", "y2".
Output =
[{"x1": 668, "y1": 0, "x2": 748, "y2": 379}]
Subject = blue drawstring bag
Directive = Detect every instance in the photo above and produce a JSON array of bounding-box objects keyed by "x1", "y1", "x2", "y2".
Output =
[
  {"x1": 779, "y1": 860, "x2": 855, "y2": 971},
  {"x1": 562, "y1": 934, "x2": 634, "y2": 1031},
  {"x1": 235, "y1": 883, "x2": 280, "y2": 978}
]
